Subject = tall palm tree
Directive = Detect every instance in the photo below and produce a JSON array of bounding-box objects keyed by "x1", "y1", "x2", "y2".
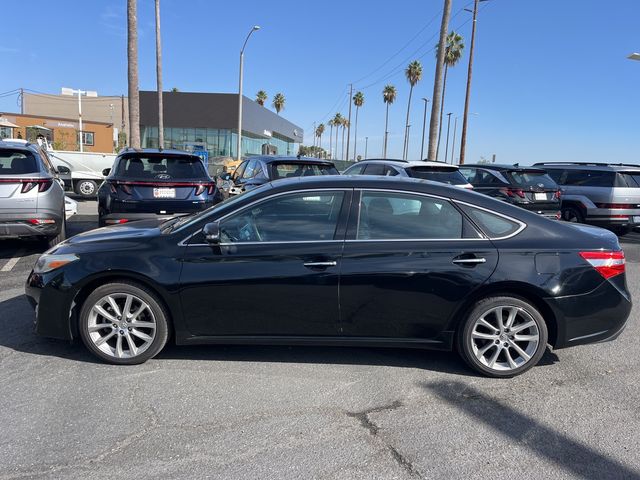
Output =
[
  {"x1": 352, "y1": 91, "x2": 364, "y2": 161},
  {"x1": 341, "y1": 117, "x2": 350, "y2": 161},
  {"x1": 382, "y1": 84, "x2": 397, "y2": 158},
  {"x1": 402, "y1": 60, "x2": 423, "y2": 160},
  {"x1": 435, "y1": 31, "x2": 464, "y2": 160},
  {"x1": 127, "y1": 0, "x2": 140, "y2": 147},
  {"x1": 332, "y1": 113, "x2": 343, "y2": 160},
  {"x1": 427, "y1": 0, "x2": 453, "y2": 160},
  {"x1": 154, "y1": 0, "x2": 163, "y2": 148},
  {"x1": 272, "y1": 93, "x2": 286, "y2": 114},
  {"x1": 316, "y1": 123, "x2": 325, "y2": 157},
  {"x1": 255, "y1": 90, "x2": 267, "y2": 106}
]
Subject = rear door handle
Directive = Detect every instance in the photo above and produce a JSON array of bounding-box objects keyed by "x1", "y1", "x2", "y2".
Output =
[
  {"x1": 452, "y1": 258, "x2": 486, "y2": 265},
  {"x1": 303, "y1": 261, "x2": 337, "y2": 268}
]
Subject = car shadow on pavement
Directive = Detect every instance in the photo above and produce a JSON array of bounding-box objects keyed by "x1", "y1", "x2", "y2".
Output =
[
  {"x1": 0, "y1": 294, "x2": 560, "y2": 375},
  {"x1": 422, "y1": 380, "x2": 640, "y2": 479}
]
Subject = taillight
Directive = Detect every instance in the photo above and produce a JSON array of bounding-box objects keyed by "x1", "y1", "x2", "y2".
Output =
[
  {"x1": 21, "y1": 179, "x2": 52, "y2": 193},
  {"x1": 579, "y1": 251, "x2": 625, "y2": 279},
  {"x1": 500, "y1": 187, "x2": 525, "y2": 198},
  {"x1": 195, "y1": 185, "x2": 205, "y2": 195},
  {"x1": 555, "y1": 211, "x2": 561, "y2": 220},
  {"x1": 595, "y1": 203, "x2": 633, "y2": 209},
  {"x1": 195, "y1": 184, "x2": 216, "y2": 195},
  {"x1": 207, "y1": 184, "x2": 216, "y2": 195},
  {"x1": 554, "y1": 190, "x2": 561, "y2": 199},
  {"x1": 120, "y1": 184, "x2": 133, "y2": 195},
  {"x1": 105, "y1": 219, "x2": 129, "y2": 224},
  {"x1": 109, "y1": 183, "x2": 117, "y2": 194}
]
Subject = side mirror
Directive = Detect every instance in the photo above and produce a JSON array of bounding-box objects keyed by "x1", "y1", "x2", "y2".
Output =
[
  {"x1": 203, "y1": 221, "x2": 221, "y2": 244},
  {"x1": 102, "y1": 168, "x2": 111, "y2": 176},
  {"x1": 57, "y1": 166, "x2": 71, "y2": 175}
]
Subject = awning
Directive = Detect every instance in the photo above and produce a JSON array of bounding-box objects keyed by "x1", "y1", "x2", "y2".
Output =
[
  {"x1": 0, "y1": 119, "x2": 19, "y2": 128},
  {"x1": 26, "y1": 125, "x2": 51, "y2": 131}
]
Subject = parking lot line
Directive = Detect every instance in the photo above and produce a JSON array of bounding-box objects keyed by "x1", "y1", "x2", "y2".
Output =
[{"x1": 1, "y1": 249, "x2": 25, "y2": 272}]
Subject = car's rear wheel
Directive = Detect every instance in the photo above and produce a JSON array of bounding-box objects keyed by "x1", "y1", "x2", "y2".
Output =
[
  {"x1": 458, "y1": 296, "x2": 548, "y2": 378},
  {"x1": 562, "y1": 206, "x2": 584, "y2": 223},
  {"x1": 79, "y1": 282, "x2": 169, "y2": 365},
  {"x1": 46, "y1": 215, "x2": 66, "y2": 248},
  {"x1": 75, "y1": 179, "x2": 98, "y2": 198}
]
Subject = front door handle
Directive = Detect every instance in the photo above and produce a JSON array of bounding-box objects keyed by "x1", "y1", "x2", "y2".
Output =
[
  {"x1": 452, "y1": 257, "x2": 486, "y2": 265},
  {"x1": 303, "y1": 261, "x2": 337, "y2": 268}
]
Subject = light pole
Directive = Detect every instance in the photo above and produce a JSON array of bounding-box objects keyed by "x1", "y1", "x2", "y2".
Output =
[
  {"x1": 444, "y1": 112, "x2": 453, "y2": 164},
  {"x1": 61, "y1": 87, "x2": 98, "y2": 152},
  {"x1": 450, "y1": 116, "x2": 458, "y2": 164},
  {"x1": 628, "y1": 53, "x2": 640, "y2": 61},
  {"x1": 364, "y1": 136, "x2": 368, "y2": 160},
  {"x1": 420, "y1": 98, "x2": 429, "y2": 160},
  {"x1": 237, "y1": 25, "x2": 261, "y2": 163}
]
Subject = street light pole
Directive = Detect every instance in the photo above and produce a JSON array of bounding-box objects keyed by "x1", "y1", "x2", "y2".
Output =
[
  {"x1": 62, "y1": 87, "x2": 98, "y2": 153},
  {"x1": 444, "y1": 112, "x2": 453, "y2": 164},
  {"x1": 450, "y1": 116, "x2": 458, "y2": 164},
  {"x1": 237, "y1": 25, "x2": 260, "y2": 163},
  {"x1": 420, "y1": 98, "x2": 429, "y2": 160},
  {"x1": 364, "y1": 136, "x2": 368, "y2": 160}
]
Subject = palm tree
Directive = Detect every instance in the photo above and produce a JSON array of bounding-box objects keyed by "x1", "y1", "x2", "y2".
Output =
[
  {"x1": 272, "y1": 93, "x2": 285, "y2": 114},
  {"x1": 352, "y1": 92, "x2": 364, "y2": 161},
  {"x1": 154, "y1": 0, "x2": 163, "y2": 148},
  {"x1": 382, "y1": 84, "x2": 397, "y2": 158},
  {"x1": 402, "y1": 60, "x2": 423, "y2": 160},
  {"x1": 316, "y1": 123, "x2": 325, "y2": 157},
  {"x1": 332, "y1": 113, "x2": 343, "y2": 160},
  {"x1": 256, "y1": 90, "x2": 267, "y2": 106},
  {"x1": 127, "y1": 0, "x2": 140, "y2": 147},
  {"x1": 427, "y1": 0, "x2": 453, "y2": 160},
  {"x1": 341, "y1": 117, "x2": 350, "y2": 161},
  {"x1": 435, "y1": 31, "x2": 464, "y2": 160}
]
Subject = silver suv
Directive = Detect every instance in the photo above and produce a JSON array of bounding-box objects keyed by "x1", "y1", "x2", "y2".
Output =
[
  {"x1": 0, "y1": 139, "x2": 66, "y2": 246},
  {"x1": 535, "y1": 162, "x2": 640, "y2": 235}
]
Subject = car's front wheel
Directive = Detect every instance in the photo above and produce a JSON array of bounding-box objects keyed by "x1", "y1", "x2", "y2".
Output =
[
  {"x1": 457, "y1": 296, "x2": 548, "y2": 378},
  {"x1": 79, "y1": 282, "x2": 169, "y2": 365}
]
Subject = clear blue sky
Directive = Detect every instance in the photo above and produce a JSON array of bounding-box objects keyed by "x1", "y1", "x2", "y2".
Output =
[{"x1": 1, "y1": 0, "x2": 639, "y2": 164}]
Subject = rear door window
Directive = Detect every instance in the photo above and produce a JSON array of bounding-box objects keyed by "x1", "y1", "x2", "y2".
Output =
[
  {"x1": 363, "y1": 163, "x2": 385, "y2": 175},
  {"x1": 618, "y1": 172, "x2": 640, "y2": 187},
  {"x1": 271, "y1": 163, "x2": 338, "y2": 179},
  {"x1": 0, "y1": 149, "x2": 39, "y2": 175},
  {"x1": 564, "y1": 170, "x2": 616, "y2": 187},
  {"x1": 343, "y1": 163, "x2": 366, "y2": 175}
]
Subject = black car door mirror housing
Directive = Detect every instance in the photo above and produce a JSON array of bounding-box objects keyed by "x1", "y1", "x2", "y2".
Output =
[
  {"x1": 203, "y1": 222, "x2": 221, "y2": 244},
  {"x1": 102, "y1": 168, "x2": 111, "y2": 176},
  {"x1": 57, "y1": 166, "x2": 71, "y2": 175}
]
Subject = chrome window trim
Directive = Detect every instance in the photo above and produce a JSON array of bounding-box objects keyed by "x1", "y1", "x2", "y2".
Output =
[
  {"x1": 453, "y1": 199, "x2": 527, "y2": 240},
  {"x1": 179, "y1": 188, "x2": 351, "y2": 247}
]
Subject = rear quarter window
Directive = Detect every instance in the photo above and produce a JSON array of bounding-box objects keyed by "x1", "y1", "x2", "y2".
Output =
[{"x1": 459, "y1": 204, "x2": 523, "y2": 239}]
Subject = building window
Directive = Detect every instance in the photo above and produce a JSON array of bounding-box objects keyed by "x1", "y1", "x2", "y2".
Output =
[
  {"x1": 82, "y1": 131, "x2": 95, "y2": 146},
  {"x1": 0, "y1": 127, "x2": 12, "y2": 139}
]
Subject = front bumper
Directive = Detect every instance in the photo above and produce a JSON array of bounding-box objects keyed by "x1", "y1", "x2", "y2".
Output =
[
  {"x1": 25, "y1": 269, "x2": 76, "y2": 341},
  {"x1": 546, "y1": 277, "x2": 632, "y2": 349},
  {"x1": 0, "y1": 212, "x2": 63, "y2": 238},
  {"x1": 100, "y1": 212, "x2": 184, "y2": 225}
]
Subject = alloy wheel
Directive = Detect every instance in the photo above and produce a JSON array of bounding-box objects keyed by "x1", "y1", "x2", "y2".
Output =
[
  {"x1": 87, "y1": 293, "x2": 157, "y2": 359},
  {"x1": 470, "y1": 305, "x2": 540, "y2": 371}
]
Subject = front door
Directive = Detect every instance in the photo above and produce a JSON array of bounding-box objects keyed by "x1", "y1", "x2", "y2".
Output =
[
  {"x1": 179, "y1": 189, "x2": 351, "y2": 336},
  {"x1": 339, "y1": 190, "x2": 498, "y2": 341}
]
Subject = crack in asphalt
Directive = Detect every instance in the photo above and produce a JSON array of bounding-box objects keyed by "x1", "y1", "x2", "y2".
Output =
[{"x1": 346, "y1": 400, "x2": 424, "y2": 479}]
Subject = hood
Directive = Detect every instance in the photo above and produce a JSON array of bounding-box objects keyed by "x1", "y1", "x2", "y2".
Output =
[{"x1": 64, "y1": 219, "x2": 162, "y2": 246}]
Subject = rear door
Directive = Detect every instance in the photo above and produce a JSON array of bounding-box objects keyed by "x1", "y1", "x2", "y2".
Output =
[{"x1": 339, "y1": 189, "x2": 498, "y2": 341}]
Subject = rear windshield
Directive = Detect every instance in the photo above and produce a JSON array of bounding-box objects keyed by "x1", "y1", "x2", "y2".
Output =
[
  {"x1": 406, "y1": 167, "x2": 468, "y2": 185},
  {"x1": 270, "y1": 163, "x2": 339, "y2": 179},
  {"x1": 618, "y1": 172, "x2": 640, "y2": 187},
  {"x1": 116, "y1": 154, "x2": 207, "y2": 180},
  {"x1": 505, "y1": 170, "x2": 557, "y2": 188},
  {"x1": 0, "y1": 149, "x2": 39, "y2": 175}
]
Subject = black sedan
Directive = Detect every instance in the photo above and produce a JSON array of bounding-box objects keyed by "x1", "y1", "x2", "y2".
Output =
[
  {"x1": 26, "y1": 176, "x2": 631, "y2": 377},
  {"x1": 97, "y1": 148, "x2": 223, "y2": 226}
]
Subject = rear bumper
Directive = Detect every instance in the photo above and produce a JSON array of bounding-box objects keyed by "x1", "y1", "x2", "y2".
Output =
[
  {"x1": 0, "y1": 212, "x2": 63, "y2": 238},
  {"x1": 546, "y1": 278, "x2": 632, "y2": 349},
  {"x1": 101, "y1": 212, "x2": 184, "y2": 225}
]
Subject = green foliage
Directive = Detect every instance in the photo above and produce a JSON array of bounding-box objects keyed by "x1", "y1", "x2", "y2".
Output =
[
  {"x1": 382, "y1": 84, "x2": 397, "y2": 104},
  {"x1": 298, "y1": 145, "x2": 327, "y2": 157},
  {"x1": 353, "y1": 91, "x2": 365, "y2": 108},
  {"x1": 436, "y1": 31, "x2": 465, "y2": 67},
  {"x1": 256, "y1": 90, "x2": 268, "y2": 106},
  {"x1": 405, "y1": 61, "x2": 423, "y2": 87},
  {"x1": 272, "y1": 93, "x2": 286, "y2": 113}
]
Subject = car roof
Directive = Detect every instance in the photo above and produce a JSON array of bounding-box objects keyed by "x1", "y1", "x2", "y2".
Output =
[
  {"x1": 352, "y1": 159, "x2": 459, "y2": 169},
  {"x1": 533, "y1": 162, "x2": 640, "y2": 172},
  {"x1": 0, "y1": 139, "x2": 41, "y2": 154},
  {"x1": 462, "y1": 163, "x2": 547, "y2": 173},
  {"x1": 247, "y1": 155, "x2": 335, "y2": 166}
]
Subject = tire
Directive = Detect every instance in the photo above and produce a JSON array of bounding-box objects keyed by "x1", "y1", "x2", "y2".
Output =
[
  {"x1": 562, "y1": 205, "x2": 584, "y2": 223},
  {"x1": 98, "y1": 207, "x2": 106, "y2": 227},
  {"x1": 46, "y1": 215, "x2": 66, "y2": 248},
  {"x1": 611, "y1": 226, "x2": 630, "y2": 237},
  {"x1": 75, "y1": 179, "x2": 98, "y2": 198},
  {"x1": 457, "y1": 296, "x2": 548, "y2": 378},
  {"x1": 78, "y1": 282, "x2": 169, "y2": 365}
]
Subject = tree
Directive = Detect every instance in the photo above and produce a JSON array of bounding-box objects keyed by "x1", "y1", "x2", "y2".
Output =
[
  {"x1": 315, "y1": 123, "x2": 325, "y2": 157},
  {"x1": 382, "y1": 84, "x2": 397, "y2": 158},
  {"x1": 332, "y1": 113, "x2": 343, "y2": 160},
  {"x1": 427, "y1": 0, "x2": 453, "y2": 160},
  {"x1": 272, "y1": 93, "x2": 286, "y2": 114},
  {"x1": 170, "y1": 87, "x2": 179, "y2": 92},
  {"x1": 127, "y1": 0, "x2": 140, "y2": 148},
  {"x1": 298, "y1": 145, "x2": 327, "y2": 157},
  {"x1": 154, "y1": 0, "x2": 163, "y2": 148},
  {"x1": 352, "y1": 91, "x2": 364, "y2": 161},
  {"x1": 256, "y1": 90, "x2": 268, "y2": 106},
  {"x1": 435, "y1": 31, "x2": 464, "y2": 160},
  {"x1": 402, "y1": 60, "x2": 423, "y2": 160}
]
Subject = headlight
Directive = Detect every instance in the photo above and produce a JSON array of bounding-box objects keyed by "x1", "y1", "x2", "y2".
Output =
[{"x1": 33, "y1": 254, "x2": 79, "y2": 273}]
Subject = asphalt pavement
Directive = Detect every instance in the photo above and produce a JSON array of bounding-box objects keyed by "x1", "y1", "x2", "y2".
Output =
[{"x1": 1, "y1": 201, "x2": 640, "y2": 479}]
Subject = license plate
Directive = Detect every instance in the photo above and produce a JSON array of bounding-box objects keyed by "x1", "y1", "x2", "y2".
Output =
[
  {"x1": 534, "y1": 193, "x2": 547, "y2": 200},
  {"x1": 153, "y1": 187, "x2": 175, "y2": 198},
  {"x1": 633, "y1": 216, "x2": 640, "y2": 223}
]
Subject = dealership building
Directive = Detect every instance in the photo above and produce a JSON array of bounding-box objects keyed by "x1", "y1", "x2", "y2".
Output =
[{"x1": 139, "y1": 91, "x2": 303, "y2": 159}]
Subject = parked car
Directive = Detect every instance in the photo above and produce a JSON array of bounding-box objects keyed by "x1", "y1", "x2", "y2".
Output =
[
  {"x1": 343, "y1": 159, "x2": 473, "y2": 188},
  {"x1": 0, "y1": 139, "x2": 66, "y2": 246},
  {"x1": 97, "y1": 148, "x2": 223, "y2": 226},
  {"x1": 459, "y1": 164, "x2": 561, "y2": 219},
  {"x1": 27, "y1": 175, "x2": 631, "y2": 377},
  {"x1": 228, "y1": 156, "x2": 339, "y2": 196},
  {"x1": 534, "y1": 162, "x2": 640, "y2": 234}
]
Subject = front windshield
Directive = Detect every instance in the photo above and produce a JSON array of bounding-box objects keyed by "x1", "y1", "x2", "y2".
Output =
[{"x1": 161, "y1": 183, "x2": 268, "y2": 233}]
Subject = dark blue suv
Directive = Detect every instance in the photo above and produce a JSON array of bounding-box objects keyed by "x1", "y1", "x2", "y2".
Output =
[{"x1": 97, "y1": 148, "x2": 223, "y2": 226}]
